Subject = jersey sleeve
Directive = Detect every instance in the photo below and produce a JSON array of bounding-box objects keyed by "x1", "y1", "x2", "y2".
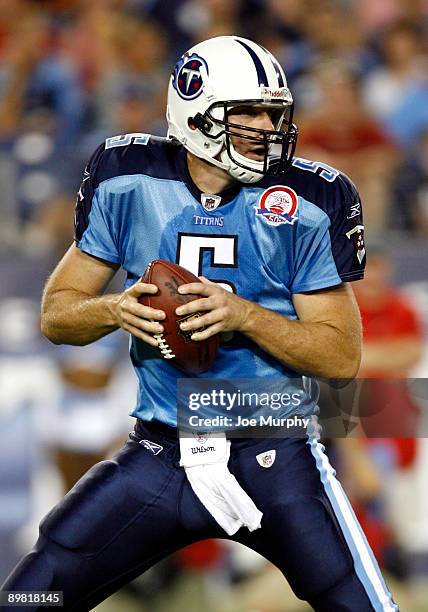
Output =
[
  {"x1": 265, "y1": 159, "x2": 366, "y2": 283},
  {"x1": 291, "y1": 211, "x2": 342, "y2": 293},
  {"x1": 74, "y1": 143, "x2": 121, "y2": 264},
  {"x1": 327, "y1": 175, "x2": 366, "y2": 282}
]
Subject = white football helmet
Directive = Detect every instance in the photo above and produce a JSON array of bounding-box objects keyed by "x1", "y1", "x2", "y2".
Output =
[{"x1": 166, "y1": 36, "x2": 298, "y2": 183}]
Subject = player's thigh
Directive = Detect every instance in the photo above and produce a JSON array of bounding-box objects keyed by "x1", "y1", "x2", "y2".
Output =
[
  {"x1": 39, "y1": 440, "x2": 182, "y2": 555},
  {"x1": 246, "y1": 491, "x2": 389, "y2": 611},
  {"x1": 230, "y1": 437, "x2": 389, "y2": 608},
  {"x1": 247, "y1": 487, "x2": 356, "y2": 600}
]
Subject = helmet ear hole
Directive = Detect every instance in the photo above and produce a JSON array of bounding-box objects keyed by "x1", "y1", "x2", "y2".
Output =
[{"x1": 190, "y1": 113, "x2": 212, "y2": 132}]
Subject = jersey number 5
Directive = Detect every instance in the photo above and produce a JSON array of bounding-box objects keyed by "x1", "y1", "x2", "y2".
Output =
[{"x1": 176, "y1": 233, "x2": 237, "y2": 293}]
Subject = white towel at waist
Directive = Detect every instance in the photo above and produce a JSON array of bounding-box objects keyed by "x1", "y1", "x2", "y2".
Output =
[{"x1": 180, "y1": 432, "x2": 263, "y2": 536}]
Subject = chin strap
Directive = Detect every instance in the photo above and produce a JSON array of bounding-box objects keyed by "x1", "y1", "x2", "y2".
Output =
[{"x1": 220, "y1": 143, "x2": 266, "y2": 184}]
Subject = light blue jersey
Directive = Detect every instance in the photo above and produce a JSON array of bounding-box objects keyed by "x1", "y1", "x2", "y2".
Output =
[{"x1": 75, "y1": 135, "x2": 365, "y2": 426}]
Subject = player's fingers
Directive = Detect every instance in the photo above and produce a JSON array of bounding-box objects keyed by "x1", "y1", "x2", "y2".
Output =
[
  {"x1": 128, "y1": 282, "x2": 158, "y2": 296},
  {"x1": 198, "y1": 276, "x2": 215, "y2": 285},
  {"x1": 179, "y1": 310, "x2": 223, "y2": 332},
  {"x1": 178, "y1": 282, "x2": 216, "y2": 296},
  {"x1": 121, "y1": 321, "x2": 159, "y2": 347},
  {"x1": 175, "y1": 297, "x2": 215, "y2": 316},
  {"x1": 191, "y1": 322, "x2": 223, "y2": 341},
  {"x1": 122, "y1": 311, "x2": 163, "y2": 334},
  {"x1": 126, "y1": 301, "x2": 166, "y2": 321}
]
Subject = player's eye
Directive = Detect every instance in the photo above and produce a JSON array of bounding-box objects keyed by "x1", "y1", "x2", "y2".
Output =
[
  {"x1": 269, "y1": 109, "x2": 285, "y2": 128},
  {"x1": 228, "y1": 106, "x2": 259, "y2": 120},
  {"x1": 243, "y1": 107, "x2": 260, "y2": 116}
]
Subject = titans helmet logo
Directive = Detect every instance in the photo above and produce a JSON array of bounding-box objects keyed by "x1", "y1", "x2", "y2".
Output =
[{"x1": 172, "y1": 53, "x2": 208, "y2": 100}]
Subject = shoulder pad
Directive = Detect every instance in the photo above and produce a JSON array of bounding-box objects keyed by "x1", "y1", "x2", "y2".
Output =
[
  {"x1": 89, "y1": 134, "x2": 181, "y2": 187},
  {"x1": 258, "y1": 157, "x2": 365, "y2": 281},
  {"x1": 74, "y1": 135, "x2": 180, "y2": 242}
]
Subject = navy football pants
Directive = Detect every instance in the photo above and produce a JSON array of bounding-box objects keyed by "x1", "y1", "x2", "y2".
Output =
[{"x1": 1, "y1": 421, "x2": 398, "y2": 611}]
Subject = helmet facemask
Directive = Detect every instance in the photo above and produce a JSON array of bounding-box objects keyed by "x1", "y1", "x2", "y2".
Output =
[{"x1": 191, "y1": 100, "x2": 298, "y2": 182}]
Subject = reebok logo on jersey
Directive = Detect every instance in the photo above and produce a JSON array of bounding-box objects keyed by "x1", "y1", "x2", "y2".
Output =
[
  {"x1": 255, "y1": 186, "x2": 298, "y2": 227},
  {"x1": 347, "y1": 200, "x2": 361, "y2": 219},
  {"x1": 256, "y1": 450, "x2": 276, "y2": 468},
  {"x1": 140, "y1": 439, "x2": 164, "y2": 455}
]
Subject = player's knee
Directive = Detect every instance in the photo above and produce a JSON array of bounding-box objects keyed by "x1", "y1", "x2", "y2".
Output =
[
  {"x1": 1, "y1": 545, "x2": 56, "y2": 594},
  {"x1": 1, "y1": 538, "x2": 87, "y2": 611},
  {"x1": 306, "y1": 568, "x2": 378, "y2": 611},
  {"x1": 288, "y1": 553, "x2": 353, "y2": 602},
  {"x1": 265, "y1": 499, "x2": 354, "y2": 599}
]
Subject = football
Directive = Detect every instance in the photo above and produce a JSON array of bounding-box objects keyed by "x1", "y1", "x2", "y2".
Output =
[{"x1": 139, "y1": 260, "x2": 219, "y2": 373}]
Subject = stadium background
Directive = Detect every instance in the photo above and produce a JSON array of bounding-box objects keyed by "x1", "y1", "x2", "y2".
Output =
[{"x1": 1, "y1": 0, "x2": 428, "y2": 610}]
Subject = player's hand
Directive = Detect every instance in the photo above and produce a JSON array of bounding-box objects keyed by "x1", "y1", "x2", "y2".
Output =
[
  {"x1": 115, "y1": 281, "x2": 166, "y2": 347},
  {"x1": 175, "y1": 277, "x2": 252, "y2": 341}
]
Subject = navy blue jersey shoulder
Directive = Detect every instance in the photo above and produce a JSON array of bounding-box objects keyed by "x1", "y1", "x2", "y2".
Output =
[
  {"x1": 74, "y1": 136, "x2": 179, "y2": 242},
  {"x1": 258, "y1": 157, "x2": 365, "y2": 281},
  {"x1": 74, "y1": 139, "x2": 365, "y2": 282}
]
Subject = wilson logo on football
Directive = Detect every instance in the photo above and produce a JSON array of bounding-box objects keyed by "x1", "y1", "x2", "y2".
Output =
[
  {"x1": 177, "y1": 313, "x2": 203, "y2": 342},
  {"x1": 255, "y1": 186, "x2": 299, "y2": 227}
]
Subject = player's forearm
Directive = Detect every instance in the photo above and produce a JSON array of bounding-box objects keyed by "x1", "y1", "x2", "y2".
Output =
[
  {"x1": 41, "y1": 289, "x2": 120, "y2": 345},
  {"x1": 240, "y1": 301, "x2": 361, "y2": 379}
]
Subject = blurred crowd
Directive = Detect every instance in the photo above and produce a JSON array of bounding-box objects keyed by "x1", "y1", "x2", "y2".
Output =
[
  {"x1": 0, "y1": 0, "x2": 427, "y2": 249},
  {"x1": 1, "y1": 0, "x2": 428, "y2": 611}
]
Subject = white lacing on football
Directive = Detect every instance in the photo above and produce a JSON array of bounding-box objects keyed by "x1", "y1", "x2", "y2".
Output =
[{"x1": 153, "y1": 333, "x2": 176, "y2": 359}]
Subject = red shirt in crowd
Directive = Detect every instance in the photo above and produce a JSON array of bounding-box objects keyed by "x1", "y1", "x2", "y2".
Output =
[{"x1": 357, "y1": 289, "x2": 422, "y2": 465}]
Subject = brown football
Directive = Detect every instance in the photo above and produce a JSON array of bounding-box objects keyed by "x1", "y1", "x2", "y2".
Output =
[{"x1": 139, "y1": 260, "x2": 219, "y2": 374}]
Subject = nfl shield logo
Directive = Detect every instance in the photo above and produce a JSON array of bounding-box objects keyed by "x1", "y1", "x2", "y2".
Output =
[
  {"x1": 256, "y1": 450, "x2": 276, "y2": 468},
  {"x1": 195, "y1": 432, "x2": 210, "y2": 445},
  {"x1": 201, "y1": 193, "x2": 222, "y2": 212}
]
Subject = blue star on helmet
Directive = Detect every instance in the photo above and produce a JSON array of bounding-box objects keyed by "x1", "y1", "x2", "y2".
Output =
[{"x1": 172, "y1": 53, "x2": 208, "y2": 100}]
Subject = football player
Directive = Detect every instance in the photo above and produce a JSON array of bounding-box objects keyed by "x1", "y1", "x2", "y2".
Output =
[{"x1": 1, "y1": 36, "x2": 398, "y2": 611}]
